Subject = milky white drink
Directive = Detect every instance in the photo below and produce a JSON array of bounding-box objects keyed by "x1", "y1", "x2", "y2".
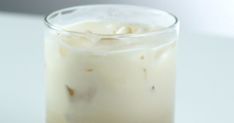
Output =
[{"x1": 44, "y1": 5, "x2": 179, "y2": 123}]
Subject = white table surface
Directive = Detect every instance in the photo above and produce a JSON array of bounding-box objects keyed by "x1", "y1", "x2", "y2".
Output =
[{"x1": 0, "y1": 12, "x2": 233, "y2": 123}]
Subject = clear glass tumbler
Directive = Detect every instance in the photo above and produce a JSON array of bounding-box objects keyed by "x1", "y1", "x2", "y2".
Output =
[{"x1": 44, "y1": 5, "x2": 179, "y2": 123}]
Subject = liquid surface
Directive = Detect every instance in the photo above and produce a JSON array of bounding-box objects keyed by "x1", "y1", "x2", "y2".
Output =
[
  {"x1": 65, "y1": 21, "x2": 155, "y2": 35},
  {"x1": 53, "y1": 21, "x2": 171, "y2": 54}
]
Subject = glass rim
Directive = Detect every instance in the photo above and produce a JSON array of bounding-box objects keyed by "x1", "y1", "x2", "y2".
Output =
[{"x1": 44, "y1": 4, "x2": 179, "y2": 38}]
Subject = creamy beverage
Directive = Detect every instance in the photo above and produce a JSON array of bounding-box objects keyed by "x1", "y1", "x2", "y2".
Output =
[{"x1": 44, "y1": 5, "x2": 178, "y2": 123}]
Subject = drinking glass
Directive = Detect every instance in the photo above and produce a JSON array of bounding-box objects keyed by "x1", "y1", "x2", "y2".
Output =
[{"x1": 44, "y1": 4, "x2": 179, "y2": 123}]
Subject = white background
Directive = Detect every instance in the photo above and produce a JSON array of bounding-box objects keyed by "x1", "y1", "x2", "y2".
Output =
[
  {"x1": 0, "y1": 12, "x2": 234, "y2": 123},
  {"x1": 0, "y1": 0, "x2": 234, "y2": 123}
]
